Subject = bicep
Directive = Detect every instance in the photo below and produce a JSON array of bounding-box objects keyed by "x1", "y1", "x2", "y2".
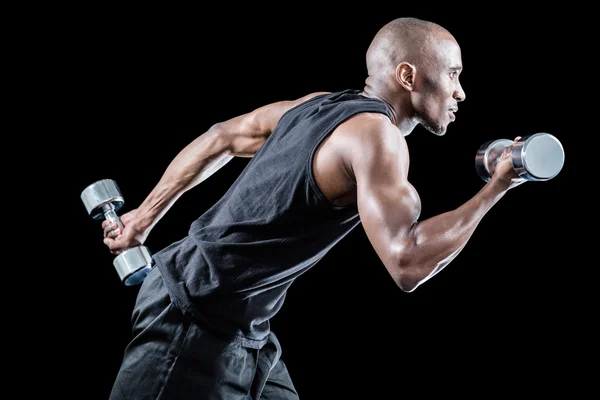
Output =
[
  {"x1": 352, "y1": 125, "x2": 420, "y2": 272},
  {"x1": 220, "y1": 92, "x2": 331, "y2": 157}
]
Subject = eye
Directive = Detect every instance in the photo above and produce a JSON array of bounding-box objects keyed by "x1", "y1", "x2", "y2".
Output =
[{"x1": 450, "y1": 71, "x2": 458, "y2": 79}]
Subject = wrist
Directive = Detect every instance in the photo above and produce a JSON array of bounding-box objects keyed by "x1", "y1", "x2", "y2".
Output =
[
  {"x1": 468, "y1": 176, "x2": 508, "y2": 209},
  {"x1": 132, "y1": 207, "x2": 156, "y2": 240},
  {"x1": 487, "y1": 175, "x2": 511, "y2": 193}
]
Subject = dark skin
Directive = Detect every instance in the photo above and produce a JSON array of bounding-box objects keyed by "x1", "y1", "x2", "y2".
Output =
[{"x1": 103, "y1": 19, "x2": 525, "y2": 292}]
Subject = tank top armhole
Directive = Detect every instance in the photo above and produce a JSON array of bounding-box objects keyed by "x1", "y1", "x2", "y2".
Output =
[
  {"x1": 306, "y1": 122, "x2": 337, "y2": 207},
  {"x1": 305, "y1": 104, "x2": 394, "y2": 209}
]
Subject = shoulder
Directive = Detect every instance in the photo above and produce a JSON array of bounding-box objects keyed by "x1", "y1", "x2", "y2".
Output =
[
  {"x1": 251, "y1": 91, "x2": 331, "y2": 122},
  {"x1": 296, "y1": 91, "x2": 332, "y2": 103},
  {"x1": 225, "y1": 92, "x2": 332, "y2": 134},
  {"x1": 336, "y1": 112, "x2": 408, "y2": 177},
  {"x1": 274, "y1": 91, "x2": 332, "y2": 117},
  {"x1": 269, "y1": 91, "x2": 331, "y2": 112},
  {"x1": 339, "y1": 112, "x2": 403, "y2": 153}
]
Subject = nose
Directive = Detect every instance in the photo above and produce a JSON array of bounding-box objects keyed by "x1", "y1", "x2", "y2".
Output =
[{"x1": 454, "y1": 83, "x2": 466, "y2": 102}]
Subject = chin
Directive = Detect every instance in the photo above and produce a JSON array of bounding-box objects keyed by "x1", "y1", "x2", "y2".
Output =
[
  {"x1": 419, "y1": 116, "x2": 446, "y2": 136},
  {"x1": 425, "y1": 123, "x2": 446, "y2": 136},
  {"x1": 432, "y1": 127, "x2": 446, "y2": 136}
]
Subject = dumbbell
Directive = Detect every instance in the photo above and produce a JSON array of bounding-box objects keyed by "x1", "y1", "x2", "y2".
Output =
[
  {"x1": 475, "y1": 132, "x2": 565, "y2": 182},
  {"x1": 81, "y1": 179, "x2": 153, "y2": 286}
]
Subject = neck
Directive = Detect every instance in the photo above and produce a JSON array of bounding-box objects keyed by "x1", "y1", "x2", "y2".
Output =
[{"x1": 360, "y1": 79, "x2": 418, "y2": 136}]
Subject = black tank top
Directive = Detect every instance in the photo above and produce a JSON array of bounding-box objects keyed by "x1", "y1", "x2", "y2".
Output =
[{"x1": 153, "y1": 89, "x2": 393, "y2": 348}]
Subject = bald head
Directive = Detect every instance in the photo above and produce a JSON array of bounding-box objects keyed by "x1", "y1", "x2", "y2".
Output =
[
  {"x1": 362, "y1": 17, "x2": 465, "y2": 136},
  {"x1": 366, "y1": 17, "x2": 455, "y2": 76}
]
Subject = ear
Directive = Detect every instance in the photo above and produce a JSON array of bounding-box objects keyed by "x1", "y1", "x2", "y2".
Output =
[{"x1": 396, "y1": 62, "x2": 415, "y2": 91}]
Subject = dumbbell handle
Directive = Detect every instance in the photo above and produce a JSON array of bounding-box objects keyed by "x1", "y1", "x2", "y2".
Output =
[{"x1": 102, "y1": 203, "x2": 125, "y2": 232}]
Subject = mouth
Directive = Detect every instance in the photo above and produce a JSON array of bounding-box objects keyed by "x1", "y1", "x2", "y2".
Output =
[{"x1": 448, "y1": 110, "x2": 456, "y2": 121}]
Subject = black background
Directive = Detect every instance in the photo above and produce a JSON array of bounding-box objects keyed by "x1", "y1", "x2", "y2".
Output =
[{"x1": 30, "y1": 4, "x2": 592, "y2": 399}]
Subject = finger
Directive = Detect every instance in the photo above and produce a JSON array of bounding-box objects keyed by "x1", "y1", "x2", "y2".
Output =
[
  {"x1": 504, "y1": 136, "x2": 522, "y2": 158},
  {"x1": 108, "y1": 227, "x2": 122, "y2": 238},
  {"x1": 103, "y1": 226, "x2": 121, "y2": 239},
  {"x1": 102, "y1": 221, "x2": 117, "y2": 233},
  {"x1": 104, "y1": 237, "x2": 124, "y2": 254}
]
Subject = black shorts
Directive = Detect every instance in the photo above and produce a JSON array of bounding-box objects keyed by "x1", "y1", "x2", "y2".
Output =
[{"x1": 109, "y1": 266, "x2": 299, "y2": 400}]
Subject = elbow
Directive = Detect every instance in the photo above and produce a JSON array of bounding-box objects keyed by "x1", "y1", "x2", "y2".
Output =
[
  {"x1": 210, "y1": 121, "x2": 225, "y2": 133},
  {"x1": 394, "y1": 256, "x2": 446, "y2": 293},
  {"x1": 208, "y1": 123, "x2": 227, "y2": 144},
  {"x1": 395, "y1": 269, "x2": 421, "y2": 293},
  {"x1": 391, "y1": 250, "x2": 423, "y2": 293},
  {"x1": 210, "y1": 120, "x2": 264, "y2": 158},
  {"x1": 388, "y1": 227, "x2": 424, "y2": 293},
  {"x1": 205, "y1": 123, "x2": 237, "y2": 156},
  {"x1": 386, "y1": 260, "x2": 420, "y2": 293}
]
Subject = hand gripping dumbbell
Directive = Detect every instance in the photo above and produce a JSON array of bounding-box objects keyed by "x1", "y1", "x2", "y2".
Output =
[
  {"x1": 475, "y1": 132, "x2": 565, "y2": 182},
  {"x1": 81, "y1": 179, "x2": 153, "y2": 286}
]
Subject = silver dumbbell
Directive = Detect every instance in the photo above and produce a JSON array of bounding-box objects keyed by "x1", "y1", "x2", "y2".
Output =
[
  {"x1": 475, "y1": 133, "x2": 565, "y2": 182},
  {"x1": 81, "y1": 179, "x2": 153, "y2": 286}
]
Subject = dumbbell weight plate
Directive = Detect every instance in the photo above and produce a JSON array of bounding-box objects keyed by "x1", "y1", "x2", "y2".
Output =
[
  {"x1": 115, "y1": 246, "x2": 154, "y2": 286},
  {"x1": 511, "y1": 133, "x2": 565, "y2": 181},
  {"x1": 81, "y1": 179, "x2": 124, "y2": 220}
]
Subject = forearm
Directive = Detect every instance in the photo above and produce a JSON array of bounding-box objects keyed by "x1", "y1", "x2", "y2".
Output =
[
  {"x1": 135, "y1": 126, "x2": 234, "y2": 235},
  {"x1": 398, "y1": 177, "x2": 510, "y2": 290}
]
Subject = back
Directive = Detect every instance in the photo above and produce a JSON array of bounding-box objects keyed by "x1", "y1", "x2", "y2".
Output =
[{"x1": 153, "y1": 89, "x2": 393, "y2": 348}]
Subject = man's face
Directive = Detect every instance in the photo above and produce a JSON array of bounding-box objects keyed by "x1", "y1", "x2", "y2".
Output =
[{"x1": 412, "y1": 37, "x2": 466, "y2": 136}]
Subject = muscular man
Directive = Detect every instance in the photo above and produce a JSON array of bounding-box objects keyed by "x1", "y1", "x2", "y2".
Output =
[{"x1": 103, "y1": 17, "x2": 525, "y2": 399}]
